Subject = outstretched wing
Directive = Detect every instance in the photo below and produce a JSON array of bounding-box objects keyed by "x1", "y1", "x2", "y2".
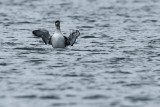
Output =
[
  {"x1": 32, "y1": 29, "x2": 51, "y2": 45},
  {"x1": 64, "y1": 30, "x2": 80, "y2": 46}
]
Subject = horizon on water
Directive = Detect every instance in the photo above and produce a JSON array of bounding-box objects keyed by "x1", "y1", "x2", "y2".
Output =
[{"x1": 1, "y1": 0, "x2": 160, "y2": 107}]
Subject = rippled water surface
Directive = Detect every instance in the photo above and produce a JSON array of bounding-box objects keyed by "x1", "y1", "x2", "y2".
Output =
[{"x1": 1, "y1": 0, "x2": 160, "y2": 107}]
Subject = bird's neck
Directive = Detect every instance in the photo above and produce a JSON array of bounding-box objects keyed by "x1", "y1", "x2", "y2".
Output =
[{"x1": 55, "y1": 26, "x2": 61, "y2": 33}]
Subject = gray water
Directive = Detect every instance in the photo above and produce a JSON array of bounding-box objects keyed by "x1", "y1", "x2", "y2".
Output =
[{"x1": 1, "y1": 0, "x2": 160, "y2": 107}]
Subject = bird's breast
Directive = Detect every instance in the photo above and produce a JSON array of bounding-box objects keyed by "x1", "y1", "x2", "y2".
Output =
[{"x1": 51, "y1": 33, "x2": 65, "y2": 48}]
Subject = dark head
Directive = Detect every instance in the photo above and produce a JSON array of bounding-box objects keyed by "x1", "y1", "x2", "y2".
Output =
[{"x1": 55, "y1": 20, "x2": 60, "y2": 30}]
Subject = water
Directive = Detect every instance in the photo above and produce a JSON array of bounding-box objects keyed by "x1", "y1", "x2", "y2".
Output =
[{"x1": 1, "y1": 0, "x2": 160, "y2": 107}]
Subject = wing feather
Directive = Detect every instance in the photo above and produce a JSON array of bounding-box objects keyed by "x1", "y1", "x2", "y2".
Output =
[
  {"x1": 32, "y1": 29, "x2": 51, "y2": 45},
  {"x1": 64, "y1": 30, "x2": 80, "y2": 46}
]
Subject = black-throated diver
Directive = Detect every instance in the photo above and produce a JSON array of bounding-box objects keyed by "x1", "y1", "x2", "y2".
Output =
[{"x1": 32, "y1": 20, "x2": 80, "y2": 48}]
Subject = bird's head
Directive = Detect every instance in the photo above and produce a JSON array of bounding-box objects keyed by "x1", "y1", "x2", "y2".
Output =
[{"x1": 55, "y1": 20, "x2": 60, "y2": 27}]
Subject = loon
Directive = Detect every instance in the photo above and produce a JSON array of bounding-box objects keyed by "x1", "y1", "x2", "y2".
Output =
[{"x1": 32, "y1": 20, "x2": 80, "y2": 48}]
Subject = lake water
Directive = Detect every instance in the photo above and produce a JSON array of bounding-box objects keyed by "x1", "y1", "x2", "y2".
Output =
[{"x1": 1, "y1": 0, "x2": 160, "y2": 107}]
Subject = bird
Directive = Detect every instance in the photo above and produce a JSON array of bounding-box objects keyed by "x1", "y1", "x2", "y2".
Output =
[{"x1": 32, "y1": 20, "x2": 80, "y2": 48}]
